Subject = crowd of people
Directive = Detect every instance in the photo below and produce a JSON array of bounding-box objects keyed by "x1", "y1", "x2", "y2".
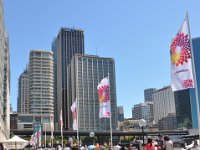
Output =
[
  {"x1": 144, "y1": 135, "x2": 173, "y2": 150},
  {"x1": 49, "y1": 135, "x2": 200, "y2": 150}
]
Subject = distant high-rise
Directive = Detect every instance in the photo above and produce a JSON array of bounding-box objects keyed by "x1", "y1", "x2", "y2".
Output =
[
  {"x1": 153, "y1": 86, "x2": 175, "y2": 124},
  {"x1": 132, "y1": 102, "x2": 153, "y2": 124},
  {"x1": 17, "y1": 68, "x2": 29, "y2": 114},
  {"x1": 0, "y1": 0, "x2": 10, "y2": 140},
  {"x1": 117, "y1": 106, "x2": 124, "y2": 122},
  {"x1": 71, "y1": 54, "x2": 117, "y2": 130},
  {"x1": 144, "y1": 88, "x2": 156, "y2": 102},
  {"x1": 53, "y1": 28, "x2": 84, "y2": 130},
  {"x1": 29, "y1": 50, "x2": 54, "y2": 114}
]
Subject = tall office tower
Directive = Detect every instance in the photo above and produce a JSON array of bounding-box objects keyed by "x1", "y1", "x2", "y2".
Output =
[
  {"x1": 153, "y1": 86, "x2": 175, "y2": 124},
  {"x1": 17, "y1": 68, "x2": 29, "y2": 114},
  {"x1": 190, "y1": 37, "x2": 200, "y2": 128},
  {"x1": 132, "y1": 102, "x2": 153, "y2": 124},
  {"x1": 0, "y1": 0, "x2": 10, "y2": 140},
  {"x1": 71, "y1": 54, "x2": 117, "y2": 130},
  {"x1": 174, "y1": 89, "x2": 192, "y2": 129},
  {"x1": 53, "y1": 28, "x2": 84, "y2": 130},
  {"x1": 29, "y1": 50, "x2": 54, "y2": 114},
  {"x1": 144, "y1": 88, "x2": 156, "y2": 102}
]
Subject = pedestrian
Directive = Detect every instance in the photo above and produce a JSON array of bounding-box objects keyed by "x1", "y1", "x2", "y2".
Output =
[
  {"x1": 144, "y1": 138, "x2": 155, "y2": 150},
  {"x1": 163, "y1": 136, "x2": 173, "y2": 150},
  {"x1": 157, "y1": 135, "x2": 164, "y2": 150}
]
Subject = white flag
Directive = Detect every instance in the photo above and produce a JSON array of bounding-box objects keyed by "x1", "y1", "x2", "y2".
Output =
[
  {"x1": 97, "y1": 77, "x2": 111, "y2": 118},
  {"x1": 171, "y1": 17, "x2": 194, "y2": 91},
  {"x1": 71, "y1": 100, "x2": 77, "y2": 130}
]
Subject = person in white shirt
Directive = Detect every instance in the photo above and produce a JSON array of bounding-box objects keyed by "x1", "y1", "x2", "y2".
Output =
[{"x1": 163, "y1": 136, "x2": 173, "y2": 150}]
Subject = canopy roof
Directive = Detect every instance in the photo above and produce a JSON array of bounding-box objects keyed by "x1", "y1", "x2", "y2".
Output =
[{"x1": 2, "y1": 135, "x2": 29, "y2": 149}]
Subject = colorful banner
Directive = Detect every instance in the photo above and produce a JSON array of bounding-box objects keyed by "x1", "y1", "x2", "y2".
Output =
[
  {"x1": 171, "y1": 17, "x2": 194, "y2": 91},
  {"x1": 97, "y1": 77, "x2": 111, "y2": 118},
  {"x1": 71, "y1": 100, "x2": 77, "y2": 130}
]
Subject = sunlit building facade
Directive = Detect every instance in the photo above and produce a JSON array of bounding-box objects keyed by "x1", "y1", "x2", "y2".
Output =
[
  {"x1": 153, "y1": 86, "x2": 175, "y2": 124},
  {"x1": 29, "y1": 50, "x2": 54, "y2": 115},
  {"x1": 0, "y1": 0, "x2": 10, "y2": 141},
  {"x1": 17, "y1": 68, "x2": 29, "y2": 114},
  {"x1": 71, "y1": 54, "x2": 117, "y2": 130}
]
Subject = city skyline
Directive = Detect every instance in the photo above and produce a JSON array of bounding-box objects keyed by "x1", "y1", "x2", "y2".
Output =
[{"x1": 4, "y1": 1, "x2": 200, "y2": 118}]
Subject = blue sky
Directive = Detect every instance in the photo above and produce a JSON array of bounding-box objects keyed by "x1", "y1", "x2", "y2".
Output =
[{"x1": 3, "y1": 1, "x2": 200, "y2": 118}]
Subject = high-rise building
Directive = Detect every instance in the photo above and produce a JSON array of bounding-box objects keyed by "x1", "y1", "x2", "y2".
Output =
[
  {"x1": 153, "y1": 86, "x2": 175, "y2": 124},
  {"x1": 0, "y1": 0, "x2": 10, "y2": 141},
  {"x1": 17, "y1": 68, "x2": 29, "y2": 114},
  {"x1": 132, "y1": 102, "x2": 153, "y2": 125},
  {"x1": 117, "y1": 106, "x2": 124, "y2": 122},
  {"x1": 174, "y1": 89, "x2": 192, "y2": 129},
  {"x1": 70, "y1": 54, "x2": 117, "y2": 130},
  {"x1": 190, "y1": 37, "x2": 200, "y2": 128},
  {"x1": 144, "y1": 88, "x2": 156, "y2": 102},
  {"x1": 53, "y1": 28, "x2": 84, "y2": 130},
  {"x1": 29, "y1": 50, "x2": 54, "y2": 114},
  {"x1": 117, "y1": 106, "x2": 124, "y2": 130}
]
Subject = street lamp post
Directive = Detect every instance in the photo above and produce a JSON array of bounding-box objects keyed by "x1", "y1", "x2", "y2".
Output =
[{"x1": 139, "y1": 119, "x2": 146, "y2": 145}]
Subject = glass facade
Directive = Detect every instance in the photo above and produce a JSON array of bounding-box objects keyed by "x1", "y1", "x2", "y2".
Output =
[
  {"x1": 54, "y1": 28, "x2": 84, "y2": 130},
  {"x1": 174, "y1": 89, "x2": 192, "y2": 129},
  {"x1": 144, "y1": 88, "x2": 156, "y2": 102},
  {"x1": 190, "y1": 38, "x2": 200, "y2": 128}
]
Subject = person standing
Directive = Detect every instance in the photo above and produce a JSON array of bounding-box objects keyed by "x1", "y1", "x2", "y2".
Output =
[
  {"x1": 163, "y1": 136, "x2": 173, "y2": 150},
  {"x1": 144, "y1": 138, "x2": 155, "y2": 150}
]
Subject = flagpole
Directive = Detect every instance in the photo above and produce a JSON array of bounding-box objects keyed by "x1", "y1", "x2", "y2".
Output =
[
  {"x1": 61, "y1": 110, "x2": 64, "y2": 148},
  {"x1": 45, "y1": 123, "x2": 46, "y2": 149},
  {"x1": 108, "y1": 73, "x2": 113, "y2": 149},
  {"x1": 77, "y1": 98, "x2": 79, "y2": 146},
  {"x1": 61, "y1": 126, "x2": 63, "y2": 148},
  {"x1": 51, "y1": 115, "x2": 54, "y2": 148},
  {"x1": 76, "y1": 59, "x2": 79, "y2": 146},
  {"x1": 187, "y1": 12, "x2": 200, "y2": 139}
]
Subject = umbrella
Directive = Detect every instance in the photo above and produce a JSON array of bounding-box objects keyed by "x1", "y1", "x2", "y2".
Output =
[
  {"x1": 2, "y1": 135, "x2": 29, "y2": 149},
  {"x1": 88, "y1": 144, "x2": 96, "y2": 150}
]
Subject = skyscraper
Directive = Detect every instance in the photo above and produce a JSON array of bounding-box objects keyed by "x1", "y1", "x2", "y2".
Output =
[
  {"x1": 0, "y1": 0, "x2": 10, "y2": 140},
  {"x1": 17, "y1": 68, "x2": 29, "y2": 114},
  {"x1": 29, "y1": 50, "x2": 54, "y2": 114},
  {"x1": 190, "y1": 37, "x2": 200, "y2": 128},
  {"x1": 53, "y1": 28, "x2": 84, "y2": 130},
  {"x1": 117, "y1": 106, "x2": 124, "y2": 123},
  {"x1": 132, "y1": 102, "x2": 153, "y2": 124},
  {"x1": 144, "y1": 88, "x2": 156, "y2": 102},
  {"x1": 70, "y1": 54, "x2": 117, "y2": 130}
]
